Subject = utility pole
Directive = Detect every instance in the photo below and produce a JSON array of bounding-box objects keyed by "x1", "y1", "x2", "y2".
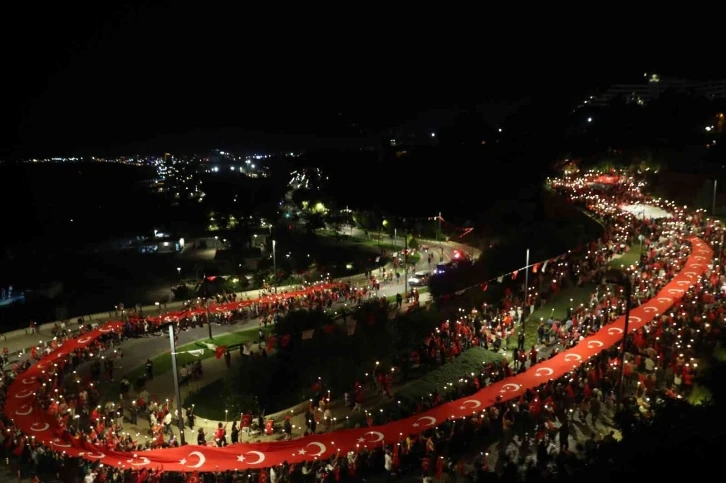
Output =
[
  {"x1": 272, "y1": 239, "x2": 277, "y2": 294},
  {"x1": 404, "y1": 229, "x2": 408, "y2": 302},
  {"x1": 206, "y1": 293, "x2": 213, "y2": 340},
  {"x1": 523, "y1": 248, "x2": 530, "y2": 328},
  {"x1": 438, "y1": 212, "x2": 442, "y2": 241},
  {"x1": 203, "y1": 279, "x2": 213, "y2": 340},
  {"x1": 617, "y1": 274, "x2": 632, "y2": 413},
  {"x1": 713, "y1": 179, "x2": 718, "y2": 215},
  {"x1": 168, "y1": 325, "x2": 186, "y2": 445}
]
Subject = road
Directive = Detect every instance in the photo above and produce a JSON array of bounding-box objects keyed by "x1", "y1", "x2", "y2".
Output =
[
  {"x1": 0, "y1": 238, "x2": 463, "y2": 454},
  {"x1": 1, "y1": 241, "x2": 459, "y2": 356}
]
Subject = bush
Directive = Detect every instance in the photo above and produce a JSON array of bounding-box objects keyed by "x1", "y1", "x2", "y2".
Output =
[
  {"x1": 224, "y1": 276, "x2": 250, "y2": 293},
  {"x1": 216, "y1": 302, "x2": 444, "y2": 414},
  {"x1": 408, "y1": 237, "x2": 420, "y2": 250},
  {"x1": 397, "y1": 347, "x2": 503, "y2": 400},
  {"x1": 172, "y1": 284, "x2": 195, "y2": 300},
  {"x1": 222, "y1": 369, "x2": 262, "y2": 415}
]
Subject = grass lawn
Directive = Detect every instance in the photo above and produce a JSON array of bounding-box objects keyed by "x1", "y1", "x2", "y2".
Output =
[
  {"x1": 511, "y1": 283, "x2": 597, "y2": 350},
  {"x1": 184, "y1": 379, "x2": 226, "y2": 420},
  {"x1": 687, "y1": 384, "x2": 712, "y2": 405},
  {"x1": 609, "y1": 243, "x2": 643, "y2": 270},
  {"x1": 320, "y1": 231, "x2": 408, "y2": 253},
  {"x1": 397, "y1": 347, "x2": 503, "y2": 400},
  {"x1": 100, "y1": 326, "x2": 272, "y2": 403},
  {"x1": 714, "y1": 342, "x2": 726, "y2": 362}
]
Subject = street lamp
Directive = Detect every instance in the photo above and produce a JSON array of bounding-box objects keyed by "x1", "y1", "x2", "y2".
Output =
[
  {"x1": 605, "y1": 268, "x2": 632, "y2": 412},
  {"x1": 380, "y1": 220, "x2": 388, "y2": 249},
  {"x1": 713, "y1": 179, "x2": 718, "y2": 215},
  {"x1": 168, "y1": 325, "x2": 186, "y2": 444},
  {"x1": 272, "y1": 239, "x2": 277, "y2": 294},
  {"x1": 403, "y1": 229, "x2": 408, "y2": 301},
  {"x1": 202, "y1": 277, "x2": 214, "y2": 340}
]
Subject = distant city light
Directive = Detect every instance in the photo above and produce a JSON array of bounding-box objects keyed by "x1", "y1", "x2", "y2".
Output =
[
  {"x1": 587, "y1": 117, "x2": 592, "y2": 122},
  {"x1": 431, "y1": 132, "x2": 435, "y2": 137},
  {"x1": 498, "y1": 128, "x2": 502, "y2": 132}
]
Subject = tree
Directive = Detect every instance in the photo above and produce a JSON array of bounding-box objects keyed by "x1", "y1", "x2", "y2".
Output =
[
  {"x1": 327, "y1": 211, "x2": 345, "y2": 236},
  {"x1": 274, "y1": 309, "x2": 331, "y2": 343},
  {"x1": 355, "y1": 210, "x2": 380, "y2": 238},
  {"x1": 408, "y1": 237, "x2": 420, "y2": 250},
  {"x1": 302, "y1": 211, "x2": 326, "y2": 233},
  {"x1": 229, "y1": 220, "x2": 253, "y2": 250}
]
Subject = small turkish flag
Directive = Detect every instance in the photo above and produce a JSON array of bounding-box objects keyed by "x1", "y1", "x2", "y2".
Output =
[
  {"x1": 215, "y1": 346, "x2": 227, "y2": 359},
  {"x1": 185, "y1": 471, "x2": 200, "y2": 483}
]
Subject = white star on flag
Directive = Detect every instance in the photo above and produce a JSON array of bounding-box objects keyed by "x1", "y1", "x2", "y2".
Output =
[
  {"x1": 357, "y1": 437, "x2": 365, "y2": 443},
  {"x1": 179, "y1": 458, "x2": 187, "y2": 465},
  {"x1": 237, "y1": 455, "x2": 245, "y2": 462},
  {"x1": 459, "y1": 406, "x2": 466, "y2": 410},
  {"x1": 298, "y1": 449, "x2": 306, "y2": 455},
  {"x1": 412, "y1": 423, "x2": 420, "y2": 427}
]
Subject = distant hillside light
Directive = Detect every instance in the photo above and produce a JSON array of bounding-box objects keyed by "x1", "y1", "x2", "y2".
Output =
[
  {"x1": 498, "y1": 128, "x2": 502, "y2": 132},
  {"x1": 587, "y1": 117, "x2": 592, "y2": 122},
  {"x1": 431, "y1": 132, "x2": 435, "y2": 137}
]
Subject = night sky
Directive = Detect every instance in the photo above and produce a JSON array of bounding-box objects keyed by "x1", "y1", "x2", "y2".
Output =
[{"x1": 3, "y1": 5, "x2": 720, "y2": 158}]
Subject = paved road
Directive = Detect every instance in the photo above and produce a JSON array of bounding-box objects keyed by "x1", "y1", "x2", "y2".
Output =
[
  {"x1": 0, "y1": 239, "x2": 460, "y2": 448},
  {"x1": 0, "y1": 241, "x2": 458, "y2": 354}
]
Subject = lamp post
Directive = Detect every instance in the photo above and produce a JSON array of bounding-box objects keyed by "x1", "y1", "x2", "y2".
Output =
[
  {"x1": 437, "y1": 211, "x2": 442, "y2": 241},
  {"x1": 168, "y1": 325, "x2": 186, "y2": 444},
  {"x1": 713, "y1": 179, "x2": 718, "y2": 215},
  {"x1": 272, "y1": 239, "x2": 277, "y2": 294},
  {"x1": 523, "y1": 248, "x2": 530, "y2": 327},
  {"x1": 404, "y1": 231, "x2": 408, "y2": 302},
  {"x1": 606, "y1": 270, "x2": 632, "y2": 412},
  {"x1": 204, "y1": 280, "x2": 213, "y2": 340}
]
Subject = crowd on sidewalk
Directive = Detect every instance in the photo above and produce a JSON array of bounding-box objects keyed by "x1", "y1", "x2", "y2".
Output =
[{"x1": 0, "y1": 174, "x2": 724, "y2": 483}]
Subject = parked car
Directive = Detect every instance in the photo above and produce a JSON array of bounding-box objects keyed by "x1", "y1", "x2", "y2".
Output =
[{"x1": 408, "y1": 272, "x2": 429, "y2": 286}]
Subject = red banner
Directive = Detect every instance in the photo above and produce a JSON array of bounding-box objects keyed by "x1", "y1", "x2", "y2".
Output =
[
  {"x1": 137, "y1": 283, "x2": 341, "y2": 326},
  {"x1": 3, "y1": 238, "x2": 712, "y2": 472},
  {"x1": 593, "y1": 174, "x2": 619, "y2": 185}
]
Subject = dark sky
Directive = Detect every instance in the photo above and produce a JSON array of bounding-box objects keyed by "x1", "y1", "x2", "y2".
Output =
[{"x1": 3, "y1": 5, "x2": 721, "y2": 158}]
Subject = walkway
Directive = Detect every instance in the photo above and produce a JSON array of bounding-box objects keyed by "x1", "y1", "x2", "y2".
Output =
[{"x1": 93, "y1": 296, "x2": 601, "y2": 452}]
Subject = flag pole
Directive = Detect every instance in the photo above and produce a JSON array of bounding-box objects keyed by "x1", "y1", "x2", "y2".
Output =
[
  {"x1": 523, "y1": 248, "x2": 530, "y2": 331},
  {"x1": 169, "y1": 325, "x2": 186, "y2": 444}
]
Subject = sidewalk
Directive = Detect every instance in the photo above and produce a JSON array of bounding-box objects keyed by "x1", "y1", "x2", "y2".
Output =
[{"x1": 0, "y1": 282, "x2": 305, "y2": 354}]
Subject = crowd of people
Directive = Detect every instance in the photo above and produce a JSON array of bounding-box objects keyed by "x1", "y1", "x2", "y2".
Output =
[{"x1": 0, "y1": 173, "x2": 723, "y2": 483}]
